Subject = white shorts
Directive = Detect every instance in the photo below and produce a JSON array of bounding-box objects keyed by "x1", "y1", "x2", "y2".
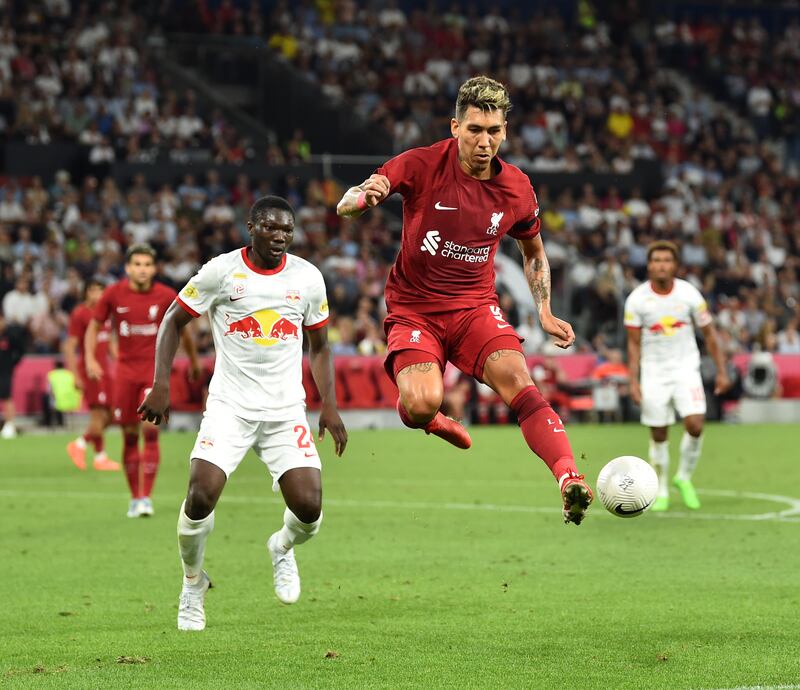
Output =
[
  {"x1": 640, "y1": 368, "x2": 706, "y2": 427},
  {"x1": 190, "y1": 401, "x2": 321, "y2": 492}
]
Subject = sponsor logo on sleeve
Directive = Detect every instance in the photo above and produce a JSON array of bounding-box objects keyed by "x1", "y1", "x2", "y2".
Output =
[{"x1": 182, "y1": 284, "x2": 199, "y2": 300}]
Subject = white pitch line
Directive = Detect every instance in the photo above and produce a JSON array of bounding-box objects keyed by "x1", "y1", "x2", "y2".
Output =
[
  {"x1": 698, "y1": 684, "x2": 800, "y2": 690},
  {"x1": 0, "y1": 487, "x2": 799, "y2": 523}
]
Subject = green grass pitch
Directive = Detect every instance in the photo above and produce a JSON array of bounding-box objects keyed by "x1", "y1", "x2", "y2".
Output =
[{"x1": 1, "y1": 424, "x2": 799, "y2": 689}]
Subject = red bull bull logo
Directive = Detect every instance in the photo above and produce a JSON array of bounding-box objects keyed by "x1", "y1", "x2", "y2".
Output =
[
  {"x1": 224, "y1": 314, "x2": 265, "y2": 339},
  {"x1": 268, "y1": 317, "x2": 299, "y2": 341},
  {"x1": 224, "y1": 310, "x2": 299, "y2": 346},
  {"x1": 649, "y1": 317, "x2": 688, "y2": 336}
]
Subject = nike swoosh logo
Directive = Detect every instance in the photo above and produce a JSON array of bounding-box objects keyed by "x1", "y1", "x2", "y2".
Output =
[
  {"x1": 116, "y1": 307, "x2": 130, "y2": 313},
  {"x1": 614, "y1": 504, "x2": 644, "y2": 515},
  {"x1": 435, "y1": 202, "x2": 458, "y2": 211},
  {"x1": 496, "y1": 323, "x2": 512, "y2": 329},
  {"x1": 229, "y1": 296, "x2": 246, "y2": 302}
]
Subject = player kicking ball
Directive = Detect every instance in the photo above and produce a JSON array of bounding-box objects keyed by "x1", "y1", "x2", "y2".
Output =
[
  {"x1": 139, "y1": 196, "x2": 347, "y2": 631},
  {"x1": 337, "y1": 76, "x2": 592, "y2": 524},
  {"x1": 625, "y1": 241, "x2": 730, "y2": 511}
]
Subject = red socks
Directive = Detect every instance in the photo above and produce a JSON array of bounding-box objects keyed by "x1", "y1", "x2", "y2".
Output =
[
  {"x1": 123, "y1": 431, "x2": 141, "y2": 498},
  {"x1": 82, "y1": 433, "x2": 103, "y2": 453},
  {"x1": 142, "y1": 428, "x2": 160, "y2": 498},
  {"x1": 510, "y1": 385, "x2": 577, "y2": 482}
]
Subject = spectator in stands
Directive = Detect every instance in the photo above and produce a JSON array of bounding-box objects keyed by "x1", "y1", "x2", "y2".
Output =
[
  {"x1": 0, "y1": 313, "x2": 26, "y2": 439},
  {"x1": 777, "y1": 318, "x2": 800, "y2": 354},
  {"x1": 2, "y1": 274, "x2": 47, "y2": 326}
]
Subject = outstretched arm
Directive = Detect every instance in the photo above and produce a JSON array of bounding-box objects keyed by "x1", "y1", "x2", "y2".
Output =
[
  {"x1": 516, "y1": 235, "x2": 575, "y2": 349},
  {"x1": 336, "y1": 174, "x2": 391, "y2": 218},
  {"x1": 137, "y1": 302, "x2": 194, "y2": 424},
  {"x1": 306, "y1": 325, "x2": 347, "y2": 456},
  {"x1": 701, "y1": 323, "x2": 731, "y2": 394}
]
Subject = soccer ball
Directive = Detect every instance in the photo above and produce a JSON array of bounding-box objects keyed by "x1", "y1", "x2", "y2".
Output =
[{"x1": 596, "y1": 456, "x2": 659, "y2": 518}]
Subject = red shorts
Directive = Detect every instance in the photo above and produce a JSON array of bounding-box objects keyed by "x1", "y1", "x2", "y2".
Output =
[
  {"x1": 384, "y1": 303, "x2": 523, "y2": 383},
  {"x1": 113, "y1": 378, "x2": 151, "y2": 425},
  {"x1": 81, "y1": 372, "x2": 112, "y2": 409}
]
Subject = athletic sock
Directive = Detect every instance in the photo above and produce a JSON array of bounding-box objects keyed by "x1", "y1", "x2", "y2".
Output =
[
  {"x1": 76, "y1": 435, "x2": 88, "y2": 449},
  {"x1": 273, "y1": 508, "x2": 322, "y2": 554},
  {"x1": 92, "y1": 434, "x2": 104, "y2": 454},
  {"x1": 510, "y1": 385, "x2": 577, "y2": 482},
  {"x1": 649, "y1": 439, "x2": 670, "y2": 498},
  {"x1": 676, "y1": 432, "x2": 703, "y2": 482},
  {"x1": 177, "y1": 500, "x2": 215, "y2": 585},
  {"x1": 142, "y1": 428, "x2": 160, "y2": 498},
  {"x1": 122, "y1": 431, "x2": 141, "y2": 498}
]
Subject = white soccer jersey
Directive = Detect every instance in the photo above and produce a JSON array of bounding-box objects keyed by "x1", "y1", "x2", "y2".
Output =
[
  {"x1": 177, "y1": 248, "x2": 329, "y2": 420},
  {"x1": 624, "y1": 279, "x2": 712, "y2": 373}
]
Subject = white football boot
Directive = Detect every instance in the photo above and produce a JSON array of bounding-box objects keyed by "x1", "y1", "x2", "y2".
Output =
[
  {"x1": 126, "y1": 499, "x2": 141, "y2": 518},
  {"x1": 178, "y1": 571, "x2": 212, "y2": 631},
  {"x1": 267, "y1": 533, "x2": 301, "y2": 604},
  {"x1": 138, "y1": 497, "x2": 154, "y2": 517}
]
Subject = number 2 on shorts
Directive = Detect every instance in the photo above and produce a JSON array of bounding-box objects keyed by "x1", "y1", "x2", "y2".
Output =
[{"x1": 294, "y1": 424, "x2": 314, "y2": 449}]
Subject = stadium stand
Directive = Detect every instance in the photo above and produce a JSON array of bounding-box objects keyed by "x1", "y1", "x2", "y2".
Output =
[{"x1": 1, "y1": 1, "x2": 799, "y2": 425}]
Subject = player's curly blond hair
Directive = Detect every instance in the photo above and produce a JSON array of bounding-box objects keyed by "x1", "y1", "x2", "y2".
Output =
[{"x1": 455, "y1": 76, "x2": 512, "y2": 121}]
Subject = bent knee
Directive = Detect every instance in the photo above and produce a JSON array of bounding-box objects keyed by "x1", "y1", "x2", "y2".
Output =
[
  {"x1": 401, "y1": 391, "x2": 442, "y2": 422},
  {"x1": 185, "y1": 485, "x2": 219, "y2": 519},
  {"x1": 290, "y1": 489, "x2": 322, "y2": 524}
]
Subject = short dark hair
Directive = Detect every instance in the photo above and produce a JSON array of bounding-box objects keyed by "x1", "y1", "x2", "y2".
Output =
[
  {"x1": 455, "y1": 76, "x2": 512, "y2": 121},
  {"x1": 249, "y1": 195, "x2": 295, "y2": 223},
  {"x1": 647, "y1": 240, "x2": 679, "y2": 262},
  {"x1": 125, "y1": 243, "x2": 157, "y2": 263},
  {"x1": 84, "y1": 276, "x2": 106, "y2": 297}
]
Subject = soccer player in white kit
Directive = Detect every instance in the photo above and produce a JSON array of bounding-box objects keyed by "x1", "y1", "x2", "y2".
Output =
[
  {"x1": 138, "y1": 196, "x2": 347, "y2": 631},
  {"x1": 624, "y1": 241, "x2": 729, "y2": 512}
]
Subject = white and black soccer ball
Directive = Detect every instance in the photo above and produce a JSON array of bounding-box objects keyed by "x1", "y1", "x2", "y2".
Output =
[{"x1": 596, "y1": 456, "x2": 659, "y2": 518}]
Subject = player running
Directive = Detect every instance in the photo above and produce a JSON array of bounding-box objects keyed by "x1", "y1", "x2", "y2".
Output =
[
  {"x1": 336, "y1": 76, "x2": 592, "y2": 525},
  {"x1": 85, "y1": 244, "x2": 200, "y2": 518},
  {"x1": 63, "y1": 277, "x2": 120, "y2": 471},
  {"x1": 625, "y1": 240, "x2": 730, "y2": 511},
  {"x1": 138, "y1": 195, "x2": 347, "y2": 631}
]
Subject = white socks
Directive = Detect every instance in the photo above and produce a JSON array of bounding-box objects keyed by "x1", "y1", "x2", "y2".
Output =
[
  {"x1": 677, "y1": 432, "x2": 703, "y2": 482},
  {"x1": 649, "y1": 439, "x2": 670, "y2": 498},
  {"x1": 177, "y1": 500, "x2": 215, "y2": 585},
  {"x1": 273, "y1": 508, "x2": 322, "y2": 554},
  {"x1": 75, "y1": 436, "x2": 87, "y2": 449}
]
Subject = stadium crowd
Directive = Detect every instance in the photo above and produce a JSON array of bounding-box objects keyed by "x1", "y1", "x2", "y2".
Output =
[
  {"x1": 1, "y1": 1, "x2": 799, "y2": 371},
  {"x1": 0, "y1": 0, "x2": 255, "y2": 165}
]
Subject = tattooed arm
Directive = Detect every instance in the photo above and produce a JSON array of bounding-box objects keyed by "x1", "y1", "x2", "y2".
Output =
[
  {"x1": 336, "y1": 174, "x2": 391, "y2": 217},
  {"x1": 516, "y1": 235, "x2": 575, "y2": 349}
]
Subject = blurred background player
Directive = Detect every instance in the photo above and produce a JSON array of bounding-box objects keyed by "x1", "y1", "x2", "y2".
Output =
[
  {"x1": 85, "y1": 244, "x2": 200, "y2": 518},
  {"x1": 625, "y1": 241, "x2": 730, "y2": 511},
  {"x1": 337, "y1": 76, "x2": 593, "y2": 525},
  {"x1": 63, "y1": 277, "x2": 119, "y2": 471},
  {"x1": 0, "y1": 314, "x2": 27, "y2": 439},
  {"x1": 138, "y1": 196, "x2": 347, "y2": 631}
]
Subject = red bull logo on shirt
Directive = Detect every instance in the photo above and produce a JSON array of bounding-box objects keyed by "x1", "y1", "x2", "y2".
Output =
[
  {"x1": 224, "y1": 310, "x2": 300, "y2": 346},
  {"x1": 648, "y1": 316, "x2": 689, "y2": 337}
]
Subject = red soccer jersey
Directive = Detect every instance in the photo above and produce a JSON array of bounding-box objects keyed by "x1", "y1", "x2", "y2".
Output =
[
  {"x1": 376, "y1": 138, "x2": 541, "y2": 314},
  {"x1": 93, "y1": 279, "x2": 177, "y2": 381},
  {"x1": 68, "y1": 303, "x2": 111, "y2": 377}
]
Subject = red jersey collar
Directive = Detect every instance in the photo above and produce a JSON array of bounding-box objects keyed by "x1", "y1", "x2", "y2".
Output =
[
  {"x1": 649, "y1": 280, "x2": 675, "y2": 296},
  {"x1": 241, "y1": 247, "x2": 287, "y2": 275}
]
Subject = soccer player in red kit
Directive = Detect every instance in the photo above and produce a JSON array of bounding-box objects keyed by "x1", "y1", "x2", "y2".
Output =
[
  {"x1": 85, "y1": 244, "x2": 201, "y2": 518},
  {"x1": 63, "y1": 277, "x2": 120, "y2": 471},
  {"x1": 337, "y1": 76, "x2": 593, "y2": 524}
]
